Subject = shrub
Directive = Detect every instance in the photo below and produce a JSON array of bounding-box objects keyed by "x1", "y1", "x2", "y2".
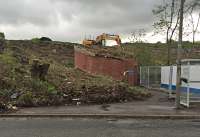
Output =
[
  {"x1": 40, "y1": 37, "x2": 52, "y2": 42},
  {"x1": 0, "y1": 32, "x2": 5, "y2": 40},
  {"x1": 31, "y1": 79, "x2": 48, "y2": 93},
  {"x1": 45, "y1": 81, "x2": 57, "y2": 95},
  {"x1": 30, "y1": 79, "x2": 57, "y2": 95},
  {"x1": 17, "y1": 91, "x2": 34, "y2": 107},
  {"x1": 31, "y1": 37, "x2": 52, "y2": 43},
  {"x1": 31, "y1": 38, "x2": 40, "y2": 43},
  {"x1": 0, "y1": 52, "x2": 18, "y2": 65}
]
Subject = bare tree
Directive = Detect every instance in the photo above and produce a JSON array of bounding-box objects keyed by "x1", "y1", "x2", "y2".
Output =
[
  {"x1": 153, "y1": 0, "x2": 180, "y2": 43},
  {"x1": 153, "y1": 0, "x2": 200, "y2": 64},
  {"x1": 129, "y1": 29, "x2": 147, "y2": 43},
  {"x1": 153, "y1": 0, "x2": 180, "y2": 65},
  {"x1": 188, "y1": 2, "x2": 200, "y2": 44}
]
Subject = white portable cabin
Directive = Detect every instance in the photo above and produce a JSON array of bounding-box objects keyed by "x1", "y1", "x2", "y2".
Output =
[
  {"x1": 161, "y1": 59, "x2": 200, "y2": 94},
  {"x1": 161, "y1": 59, "x2": 200, "y2": 107}
]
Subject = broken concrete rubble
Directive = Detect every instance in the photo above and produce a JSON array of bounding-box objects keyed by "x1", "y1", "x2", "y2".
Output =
[{"x1": 60, "y1": 84, "x2": 151, "y2": 105}]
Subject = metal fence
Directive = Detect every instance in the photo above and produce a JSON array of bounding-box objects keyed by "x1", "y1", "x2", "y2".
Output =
[
  {"x1": 140, "y1": 65, "x2": 200, "y2": 108},
  {"x1": 140, "y1": 66, "x2": 161, "y2": 89}
]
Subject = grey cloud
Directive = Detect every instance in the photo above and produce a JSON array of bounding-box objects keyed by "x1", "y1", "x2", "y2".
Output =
[
  {"x1": 54, "y1": 0, "x2": 162, "y2": 31},
  {"x1": 0, "y1": 0, "x2": 57, "y2": 26},
  {"x1": 0, "y1": 0, "x2": 163, "y2": 41}
]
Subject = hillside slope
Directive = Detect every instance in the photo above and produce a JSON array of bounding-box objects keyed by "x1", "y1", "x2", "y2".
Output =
[
  {"x1": 0, "y1": 40, "x2": 150, "y2": 112},
  {"x1": 80, "y1": 42, "x2": 200, "y2": 66},
  {"x1": 122, "y1": 43, "x2": 200, "y2": 65}
]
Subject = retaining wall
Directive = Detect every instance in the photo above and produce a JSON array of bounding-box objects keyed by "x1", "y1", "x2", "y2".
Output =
[{"x1": 74, "y1": 47, "x2": 138, "y2": 86}]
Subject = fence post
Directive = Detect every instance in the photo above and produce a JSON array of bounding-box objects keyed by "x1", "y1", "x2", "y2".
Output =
[
  {"x1": 169, "y1": 66, "x2": 173, "y2": 97},
  {"x1": 148, "y1": 66, "x2": 150, "y2": 88},
  {"x1": 140, "y1": 67, "x2": 142, "y2": 85},
  {"x1": 187, "y1": 61, "x2": 191, "y2": 107}
]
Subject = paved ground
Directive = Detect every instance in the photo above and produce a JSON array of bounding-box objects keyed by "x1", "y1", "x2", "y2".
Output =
[
  {"x1": 0, "y1": 118, "x2": 200, "y2": 137},
  {"x1": 14, "y1": 90, "x2": 200, "y2": 116}
]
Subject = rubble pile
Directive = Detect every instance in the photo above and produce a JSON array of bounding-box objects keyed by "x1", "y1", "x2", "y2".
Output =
[{"x1": 60, "y1": 83, "x2": 151, "y2": 105}]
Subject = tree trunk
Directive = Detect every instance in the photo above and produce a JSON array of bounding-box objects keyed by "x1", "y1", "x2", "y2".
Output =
[
  {"x1": 30, "y1": 59, "x2": 50, "y2": 81},
  {"x1": 166, "y1": 29, "x2": 171, "y2": 65},
  {"x1": 193, "y1": 32, "x2": 195, "y2": 45},
  {"x1": 166, "y1": 41, "x2": 172, "y2": 66},
  {"x1": 176, "y1": 0, "x2": 185, "y2": 109}
]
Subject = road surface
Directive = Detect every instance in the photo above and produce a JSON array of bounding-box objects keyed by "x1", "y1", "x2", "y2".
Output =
[{"x1": 0, "y1": 118, "x2": 200, "y2": 137}]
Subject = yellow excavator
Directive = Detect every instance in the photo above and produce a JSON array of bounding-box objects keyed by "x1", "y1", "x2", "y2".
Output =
[
  {"x1": 82, "y1": 39, "x2": 96, "y2": 47},
  {"x1": 82, "y1": 33, "x2": 121, "y2": 47}
]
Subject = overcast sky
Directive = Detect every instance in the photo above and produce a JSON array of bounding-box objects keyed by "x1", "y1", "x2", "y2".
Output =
[{"x1": 0, "y1": 0, "x2": 199, "y2": 43}]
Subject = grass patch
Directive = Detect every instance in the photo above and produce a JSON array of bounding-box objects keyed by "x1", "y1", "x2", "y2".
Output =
[
  {"x1": 65, "y1": 59, "x2": 74, "y2": 68},
  {"x1": 0, "y1": 51, "x2": 18, "y2": 65}
]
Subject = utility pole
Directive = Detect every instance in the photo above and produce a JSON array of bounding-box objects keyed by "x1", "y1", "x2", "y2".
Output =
[{"x1": 176, "y1": 0, "x2": 185, "y2": 109}]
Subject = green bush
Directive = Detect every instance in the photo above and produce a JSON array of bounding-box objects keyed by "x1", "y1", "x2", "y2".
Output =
[
  {"x1": 45, "y1": 81, "x2": 57, "y2": 95},
  {"x1": 31, "y1": 38, "x2": 40, "y2": 43},
  {"x1": 0, "y1": 52, "x2": 18, "y2": 65},
  {"x1": 30, "y1": 79, "x2": 57, "y2": 94},
  {"x1": 31, "y1": 37, "x2": 52, "y2": 43},
  {"x1": 0, "y1": 32, "x2": 5, "y2": 40},
  {"x1": 17, "y1": 91, "x2": 34, "y2": 107},
  {"x1": 40, "y1": 37, "x2": 52, "y2": 42},
  {"x1": 31, "y1": 79, "x2": 47, "y2": 92}
]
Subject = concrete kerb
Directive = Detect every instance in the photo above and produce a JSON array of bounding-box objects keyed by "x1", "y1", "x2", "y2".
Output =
[{"x1": 0, "y1": 114, "x2": 200, "y2": 119}]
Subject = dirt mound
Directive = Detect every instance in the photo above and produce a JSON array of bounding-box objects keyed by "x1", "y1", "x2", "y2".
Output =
[{"x1": 0, "y1": 40, "x2": 151, "y2": 111}]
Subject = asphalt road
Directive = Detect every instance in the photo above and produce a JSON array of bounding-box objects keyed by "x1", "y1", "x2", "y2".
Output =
[{"x1": 0, "y1": 118, "x2": 200, "y2": 137}]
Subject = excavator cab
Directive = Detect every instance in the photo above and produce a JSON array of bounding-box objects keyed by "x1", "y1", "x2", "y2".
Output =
[
  {"x1": 96, "y1": 33, "x2": 121, "y2": 47},
  {"x1": 82, "y1": 39, "x2": 96, "y2": 47}
]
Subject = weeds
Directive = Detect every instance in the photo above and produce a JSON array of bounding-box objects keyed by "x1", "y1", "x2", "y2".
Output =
[
  {"x1": 16, "y1": 91, "x2": 34, "y2": 107},
  {"x1": 65, "y1": 59, "x2": 74, "y2": 68},
  {"x1": 0, "y1": 51, "x2": 18, "y2": 65}
]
